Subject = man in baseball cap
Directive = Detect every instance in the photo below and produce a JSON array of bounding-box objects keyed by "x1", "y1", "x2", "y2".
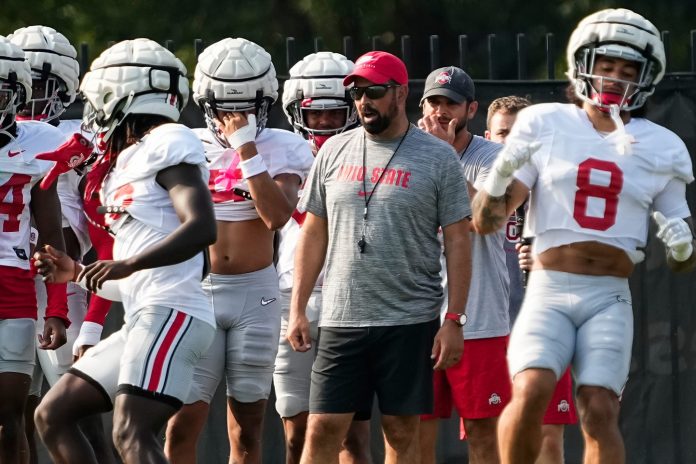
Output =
[
  {"x1": 340, "y1": 51, "x2": 410, "y2": 136},
  {"x1": 417, "y1": 66, "x2": 513, "y2": 464},
  {"x1": 418, "y1": 66, "x2": 478, "y2": 152},
  {"x1": 289, "y1": 52, "x2": 472, "y2": 463}
]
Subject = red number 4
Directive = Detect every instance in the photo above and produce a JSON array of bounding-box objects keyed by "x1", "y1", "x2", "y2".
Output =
[
  {"x1": 573, "y1": 158, "x2": 623, "y2": 231},
  {"x1": 0, "y1": 173, "x2": 31, "y2": 233}
]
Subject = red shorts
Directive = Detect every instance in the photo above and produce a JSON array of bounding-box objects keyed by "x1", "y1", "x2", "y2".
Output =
[
  {"x1": 543, "y1": 368, "x2": 577, "y2": 424},
  {"x1": 422, "y1": 336, "x2": 512, "y2": 422},
  {"x1": 0, "y1": 265, "x2": 37, "y2": 319}
]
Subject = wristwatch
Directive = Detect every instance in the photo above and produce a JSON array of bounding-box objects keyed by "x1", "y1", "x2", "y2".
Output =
[{"x1": 444, "y1": 312, "x2": 467, "y2": 327}]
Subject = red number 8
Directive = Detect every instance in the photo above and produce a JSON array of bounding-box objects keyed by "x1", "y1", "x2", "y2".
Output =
[{"x1": 573, "y1": 158, "x2": 623, "y2": 231}]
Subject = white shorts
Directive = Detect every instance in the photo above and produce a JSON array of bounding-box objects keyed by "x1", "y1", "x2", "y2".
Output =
[
  {"x1": 187, "y1": 266, "x2": 282, "y2": 404},
  {"x1": 72, "y1": 306, "x2": 215, "y2": 408},
  {"x1": 0, "y1": 318, "x2": 36, "y2": 376},
  {"x1": 508, "y1": 270, "x2": 632, "y2": 396},
  {"x1": 30, "y1": 279, "x2": 88, "y2": 396},
  {"x1": 273, "y1": 291, "x2": 321, "y2": 418}
]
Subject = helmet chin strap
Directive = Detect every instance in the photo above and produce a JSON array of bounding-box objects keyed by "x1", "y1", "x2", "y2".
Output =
[
  {"x1": 588, "y1": 86, "x2": 634, "y2": 155},
  {"x1": 607, "y1": 104, "x2": 634, "y2": 156}
]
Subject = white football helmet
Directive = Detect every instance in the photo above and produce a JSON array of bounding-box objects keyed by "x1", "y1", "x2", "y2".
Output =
[
  {"x1": 192, "y1": 38, "x2": 278, "y2": 146},
  {"x1": 566, "y1": 8, "x2": 665, "y2": 112},
  {"x1": 282, "y1": 52, "x2": 357, "y2": 150},
  {"x1": 80, "y1": 38, "x2": 189, "y2": 141},
  {"x1": 9, "y1": 26, "x2": 79, "y2": 123},
  {"x1": 0, "y1": 36, "x2": 32, "y2": 132}
]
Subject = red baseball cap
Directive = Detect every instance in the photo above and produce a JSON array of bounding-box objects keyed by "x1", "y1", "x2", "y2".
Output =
[{"x1": 343, "y1": 51, "x2": 408, "y2": 86}]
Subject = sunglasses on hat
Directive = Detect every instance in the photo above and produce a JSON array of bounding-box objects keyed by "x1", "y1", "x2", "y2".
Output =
[{"x1": 349, "y1": 84, "x2": 399, "y2": 101}]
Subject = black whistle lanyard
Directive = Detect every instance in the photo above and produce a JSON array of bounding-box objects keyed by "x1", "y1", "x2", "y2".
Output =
[{"x1": 358, "y1": 125, "x2": 411, "y2": 253}]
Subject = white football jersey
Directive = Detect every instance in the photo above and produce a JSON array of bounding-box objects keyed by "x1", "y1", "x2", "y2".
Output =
[
  {"x1": 101, "y1": 123, "x2": 214, "y2": 326},
  {"x1": 194, "y1": 128, "x2": 314, "y2": 222},
  {"x1": 513, "y1": 103, "x2": 693, "y2": 256},
  {"x1": 276, "y1": 202, "x2": 321, "y2": 322},
  {"x1": 277, "y1": 197, "x2": 324, "y2": 268},
  {"x1": 0, "y1": 121, "x2": 65, "y2": 269}
]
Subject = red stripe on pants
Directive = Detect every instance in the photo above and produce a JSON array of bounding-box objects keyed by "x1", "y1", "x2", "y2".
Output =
[{"x1": 147, "y1": 312, "x2": 187, "y2": 391}]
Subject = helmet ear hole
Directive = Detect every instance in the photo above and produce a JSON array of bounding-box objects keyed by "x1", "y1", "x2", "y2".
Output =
[{"x1": 150, "y1": 69, "x2": 173, "y2": 91}]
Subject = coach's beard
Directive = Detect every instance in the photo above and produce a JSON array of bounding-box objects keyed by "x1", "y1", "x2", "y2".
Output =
[{"x1": 360, "y1": 100, "x2": 398, "y2": 135}]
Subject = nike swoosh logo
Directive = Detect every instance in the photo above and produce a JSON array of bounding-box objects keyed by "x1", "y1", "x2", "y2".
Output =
[
  {"x1": 8, "y1": 150, "x2": 24, "y2": 158},
  {"x1": 358, "y1": 190, "x2": 374, "y2": 197},
  {"x1": 260, "y1": 297, "x2": 277, "y2": 306},
  {"x1": 66, "y1": 292, "x2": 76, "y2": 297}
]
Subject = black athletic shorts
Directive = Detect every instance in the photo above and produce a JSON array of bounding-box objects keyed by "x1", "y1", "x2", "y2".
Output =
[{"x1": 309, "y1": 318, "x2": 440, "y2": 416}]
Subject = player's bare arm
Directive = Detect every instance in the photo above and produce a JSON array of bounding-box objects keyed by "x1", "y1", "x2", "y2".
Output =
[
  {"x1": 31, "y1": 181, "x2": 66, "y2": 254},
  {"x1": 472, "y1": 179, "x2": 528, "y2": 234},
  {"x1": 288, "y1": 212, "x2": 328, "y2": 352},
  {"x1": 31, "y1": 180, "x2": 69, "y2": 349},
  {"x1": 217, "y1": 112, "x2": 299, "y2": 229},
  {"x1": 433, "y1": 218, "x2": 471, "y2": 370},
  {"x1": 124, "y1": 162, "x2": 216, "y2": 271}
]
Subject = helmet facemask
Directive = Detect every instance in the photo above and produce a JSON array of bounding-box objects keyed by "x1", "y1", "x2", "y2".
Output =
[
  {"x1": 0, "y1": 78, "x2": 26, "y2": 133},
  {"x1": 288, "y1": 97, "x2": 356, "y2": 150},
  {"x1": 294, "y1": 97, "x2": 355, "y2": 135},
  {"x1": 573, "y1": 44, "x2": 656, "y2": 113},
  {"x1": 199, "y1": 88, "x2": 273, "y2": 148},
  {"x1": 18, "y1": 68, "x2": 68, "y2": 122}
]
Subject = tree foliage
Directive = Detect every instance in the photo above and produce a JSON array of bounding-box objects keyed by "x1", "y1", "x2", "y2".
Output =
[{"x1": 2, "y1": 0, "x2": 694, "y2": 78}]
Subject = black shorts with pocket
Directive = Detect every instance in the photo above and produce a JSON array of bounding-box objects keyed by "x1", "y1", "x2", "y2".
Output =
[{"x1": 309, "y1": 317, "x2": 440, "y2": 416}]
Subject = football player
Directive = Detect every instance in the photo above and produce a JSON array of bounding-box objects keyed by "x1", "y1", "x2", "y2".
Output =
[
  {"x1": 33, "y1": 38, "x2": 217, "y2": 464},
  {"x1": 0, "y1": 36, "x2": 67, "y2": 462},
  {"x1": 9, "y1": 25, "x2": 113, "y2": 464},
  {"x1": 164, "y1": 38, "x2": 313, "y2": 464},
  {"x1": 473, "y1": 9, "x2": 695, "y2": 463}
]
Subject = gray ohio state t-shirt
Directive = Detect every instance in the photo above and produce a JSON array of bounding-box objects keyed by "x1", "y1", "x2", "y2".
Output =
[
  {"x1": 440, "y1": 135, "x2": 511, "y2": 339},
  {"x1": 300, "y1": 125, "x2": 471, "y2": 327}
]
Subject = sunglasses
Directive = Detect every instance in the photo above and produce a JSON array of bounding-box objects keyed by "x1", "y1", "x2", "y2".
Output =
[{"x1": 349, "y1": 84, "x2": 399, "y2": 101}]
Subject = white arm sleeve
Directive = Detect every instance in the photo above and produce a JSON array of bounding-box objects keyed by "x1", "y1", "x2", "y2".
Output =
[
  {"x1": 653, "y1": 178, "x2": 692, "y2": 220},
  {"x1": 75, "y1": 278, "x2": 123, "y2": 302}
]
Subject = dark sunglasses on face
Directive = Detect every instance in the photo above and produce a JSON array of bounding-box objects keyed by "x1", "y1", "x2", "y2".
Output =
[{"x1": 349, "y1": 84, "x2": 399, "y2": 101}]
